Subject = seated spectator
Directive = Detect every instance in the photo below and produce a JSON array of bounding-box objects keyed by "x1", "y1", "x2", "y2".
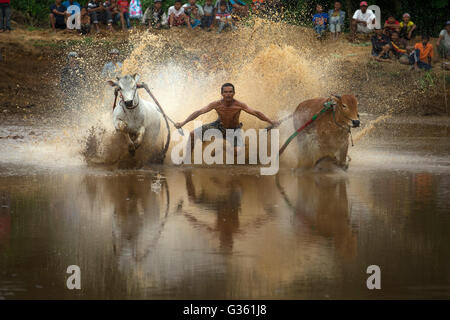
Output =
[
  {"x1": 88, "y1": 0, "x2": 106, "y2": 33},
  {"x1": 80, "y1": 6, "x2": 91, "y2": 34},
  {"x1": 61, "y1": 51, "x2": 86, "y2": 110},
  {"x1": 389, "y1": 31, "x2": 408, "y2": 60},
  {"x1": 371, "y1": 27, "x2": 391, "y2": 62},
  {"x1": 215, "y1": 1, "x2": 235, "y2": 33},
  {"x1": 50, "y1": 0, "x2": 67, "y2": 32},
  {"x1": 399, "y1": 13, "x2": 416, "y2": 46},
  {"x1": 143, "y1": 0, "x2": 165, "y2": 29},
  {"x1": 351, "y1": 1, "x2": 376, "y2": 42},
  {"x1": 115, "y1": 0, "x2": 131, "y2": 31},
  {"x1": 102, "y1": 48, "x2": 123, "y2": 78},
  {"x1": 201, "y1": 0, "x2": 214, "y2": 31},
  {"x1": 406, "y1": 35, "x2": 433, "y2": 71},
  {"x1": 228, "y1": 0, "x2": 248, "y2": 17},
  {"x1": 0, "y1": 0, "x2": 11, "y2": 33},
  {"x1": 312, "y1": 4, "x2": 327, "y2": 39},
  {"x1": 383, "y1": 14, "x2": 400, "y2": 37},
  {"x1": 436, "y1": 21, "x2": 450, "y2": 59},
  {"x1": 168, "y1": 0, "x2": 188, "y2": 28},
  {"x1": 183, "y1": 0, "x2": 204, "y2": 29},
  {"x1": 102, "y1": 0, "x2": 115, "y2": 31},
  {"x1": 328, "y1": 1, "x2": 345, "y2": 41},
  {"x1": 251, "y1": 0, "x2": 265, "y2": 14},
  {"x1": 189, "y1": 7, "x2": 202, "y2": 28}
]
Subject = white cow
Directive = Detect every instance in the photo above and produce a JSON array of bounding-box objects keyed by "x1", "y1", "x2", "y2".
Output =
[{"x1": 108, "y1": 74, "x2": 166, "y2": 158}]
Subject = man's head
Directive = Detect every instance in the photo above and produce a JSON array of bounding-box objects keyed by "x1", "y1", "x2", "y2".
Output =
[
  {"x1": 445, "y1": 21, "x2": 450, "y2": 32},
  {"x1": 188, "y1": 0, "x2": 196, "y2": 6},
  {"x1": 374, "y1": 27, "x2": 383, "y2": 37},
  {"x1": 56, "y1": 0, "x2": 62, "y2": 4},
  {"x1": 387, "y1": 15, "x2": 396, "y2": 23},
  {"x1": 67, "y1": 51, "x2": 78, "y2": 65},
  {"x1": 391, "y1": 31, "x2": 399, "y2": 41},
  {"x1": 174, "y1": 0, "x2": 182, "y2": 10},
  {"x1": 360, "y1": 1, "x2": 368, "y2": 13},
  {"x1": 402, "y1": 13, "x2": 410, "y2": 23},
  {"x1": 220, "y1": 2, "x2": 227, "y2": 10},
  {"x1": 334, "y1": 1, "x2": 341, "y2": 10},
  {"x1": 316, "y1": 4, "x2": 323, "y2": 13},
  {"x1": 154, "y1": 0, "x2": 162, "y2": 9},
  {"x1": 221, "y1": 83, "x2": 235, "y2": 101},
  {"x1": 422, "y1": 35, "x2": 430, "y2": 45},
  {"x1": 206, "y1": 0, "x2": 212, "y2": 5},
  {"x1": 110, "y1": 48, "x2": 120, "y2": 61}
]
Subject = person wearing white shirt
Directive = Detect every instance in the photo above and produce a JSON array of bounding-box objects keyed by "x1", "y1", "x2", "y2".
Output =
[
  {"x1": 168, "y1": 0, "x2": 189, "y2": 28},
  {"x1": 351, "y1": 1, "x2": 376, "y2": 42}
]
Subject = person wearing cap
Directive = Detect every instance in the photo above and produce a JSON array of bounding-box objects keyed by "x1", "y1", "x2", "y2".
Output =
[
  {"x1": 351, "y1": 1, "x2": 376, "y2": 42},
  {"x1": 383, "y1": 14, "x2": 400, "y2": 37},
  {"x1": 436, "y1": 21, "x2": 450, "y2": 59},
  {"x1": 399, "y1": 13, "x2": 416, "y2": 46},
  {"x1": 60, "y1": 52, "x2": 86, "y2": 111},
  {"x1": 102, "y1": 49, "x2": 123, "y2": 78}
]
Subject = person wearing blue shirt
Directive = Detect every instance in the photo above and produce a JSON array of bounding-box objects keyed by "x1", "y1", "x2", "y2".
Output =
[{"x1": 312, "y1": 4, "x2": 328, "y2": 39}]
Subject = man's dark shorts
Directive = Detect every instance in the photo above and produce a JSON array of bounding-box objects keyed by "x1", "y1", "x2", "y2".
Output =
[{"x1": 196, "y1": 119, "x2": 244, "y2": 147}]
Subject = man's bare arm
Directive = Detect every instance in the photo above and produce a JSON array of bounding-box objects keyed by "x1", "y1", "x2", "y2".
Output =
[
  {"x1": 240, "y1": 103, "x2": 276, "y2": 125},
  {"x1": 175, "y1": 103, "x2": 216, "y2": 128}
]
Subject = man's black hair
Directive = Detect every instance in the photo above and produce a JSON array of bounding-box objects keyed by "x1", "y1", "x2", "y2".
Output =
[
  {"x1": 422, "y1": 34, "x2": 430, "y2": 40},
  {"x1": 221, "y1": 83, "x2": 235, "y2": 93}
]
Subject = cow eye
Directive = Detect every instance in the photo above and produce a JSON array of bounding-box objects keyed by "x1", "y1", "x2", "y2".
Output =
[{"x1": 342, "y1": 104, "x2": 348, "y2": 108}]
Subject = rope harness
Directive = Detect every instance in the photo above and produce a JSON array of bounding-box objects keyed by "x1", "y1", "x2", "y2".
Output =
[{"x1": 279, "y1": 99, "x2": 354, "y2": 156}]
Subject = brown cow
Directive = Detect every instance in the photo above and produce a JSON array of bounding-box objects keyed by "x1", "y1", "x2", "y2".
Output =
[{"x1": 292, "y1": 95, "x2": 360, "y2": 169}]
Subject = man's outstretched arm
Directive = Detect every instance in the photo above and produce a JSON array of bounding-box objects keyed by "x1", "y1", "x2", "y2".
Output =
[
  {"x1": 241, "y1": 103, "x2": 277, "y2": 126},
  {"x1": 175, "y1": 103, "x2": 215, "y2": 128}
]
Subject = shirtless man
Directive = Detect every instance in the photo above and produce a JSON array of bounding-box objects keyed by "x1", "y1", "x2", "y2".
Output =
[{"x1": 174, "y1": 83, "x2": 278, "y2": 150}]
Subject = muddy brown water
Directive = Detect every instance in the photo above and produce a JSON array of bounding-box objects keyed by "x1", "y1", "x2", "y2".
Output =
[{"x1": 0, "y1": 115, "x2": 449, "y2": 299}]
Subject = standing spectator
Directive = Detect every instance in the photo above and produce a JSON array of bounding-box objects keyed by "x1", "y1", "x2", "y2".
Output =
[
  {"x1": 371, "y1": 27, "x2": 391, "y2": 62},
  {"x1": 399, "y1": 13, "x2": 416, "y2": 46},
  {"x1": 215, "y1": 1, "x2": 235, "y2": 33},
  {"x1": 312, "y1": 4, "x2": 327, "y2": 39},
  {"x1": 168, "y1": 0, "x2": 188, "y2": 28},
  {"x1": 436, "y1": 21, "x2": 450, "y2": 59},
  {"x1": 383, "y1": 14, "x2": 400, "y2": 37},
  {"x1": 102, "y1": 0, "x2": 116, "y2": 31},
  {"x1": 50, "y1": 0, "x2": 68, "y2": 32},
  {"x1": 201, "y1": 0, "x2": 214, "y2": 31},
  {"x1": 408, "y1": 35, "x2": 433, "y2": 71},
  {"x1": 0, "y1": 0, "x2": 11, "y2": 33},
  {"x1": 143, "y1": 0, "x2": 165, "y2": 29},
  {"x1": 80, "y1": 6, "x2": 91, "y2": 34},
  {"x1": 88, "y1": 0, "x2": 105, "y2": 33},
  {"x1": 328, "y1": 1, "x2": 345, "y2": 41},
  {"x1": 351, "y1": 1, "x2": 376, "y2": 42},
  {"x1": 115, "y1": 0, "x2": 131, "y2": 30},
  {"x1": 102, "y1": 48, "x2": 123, "y2": 78},
  {"x1": 61, "y1": 52, "x2": 86, "y2": 111}
]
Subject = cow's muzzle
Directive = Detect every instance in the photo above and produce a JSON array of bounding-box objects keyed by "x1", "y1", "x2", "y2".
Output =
[
  {"x1": 352, "y1": 120, "x2": 360, "y2": 128},
  {"x1": 124, "y1": 100, "x2": 133, "y2": 108}
]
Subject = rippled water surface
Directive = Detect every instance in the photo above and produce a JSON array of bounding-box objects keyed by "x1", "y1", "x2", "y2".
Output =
[{"x1": 0, "y1": 116, "x2": 449, "y2": 299}]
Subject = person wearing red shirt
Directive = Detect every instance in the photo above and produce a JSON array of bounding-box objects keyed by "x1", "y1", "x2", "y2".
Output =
[
  {"x1": 383, "y1": 14, "x2": 400, "y2": 38},
  {"x1": 115, "y1": 0, "x2": 131, "y2": 31},
  {"x1": 0, "y1": 0, "x2": 11, "y2": 32}
]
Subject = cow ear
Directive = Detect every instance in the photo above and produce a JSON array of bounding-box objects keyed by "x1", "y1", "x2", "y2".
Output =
[
  {"x1": 107, "y1": 80, "x2": 118, "y2": 87},
  {"x1": 133, "y1": 73, "x2": 140, "y2": 83},
  {"x1": 330, "y1": 94, "x2": 341, "y2": 103}
]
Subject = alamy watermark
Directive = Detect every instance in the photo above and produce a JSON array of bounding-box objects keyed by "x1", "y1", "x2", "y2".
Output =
[{"x1": 170, "y1": 121, "x2": 280, "y2": 175}]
